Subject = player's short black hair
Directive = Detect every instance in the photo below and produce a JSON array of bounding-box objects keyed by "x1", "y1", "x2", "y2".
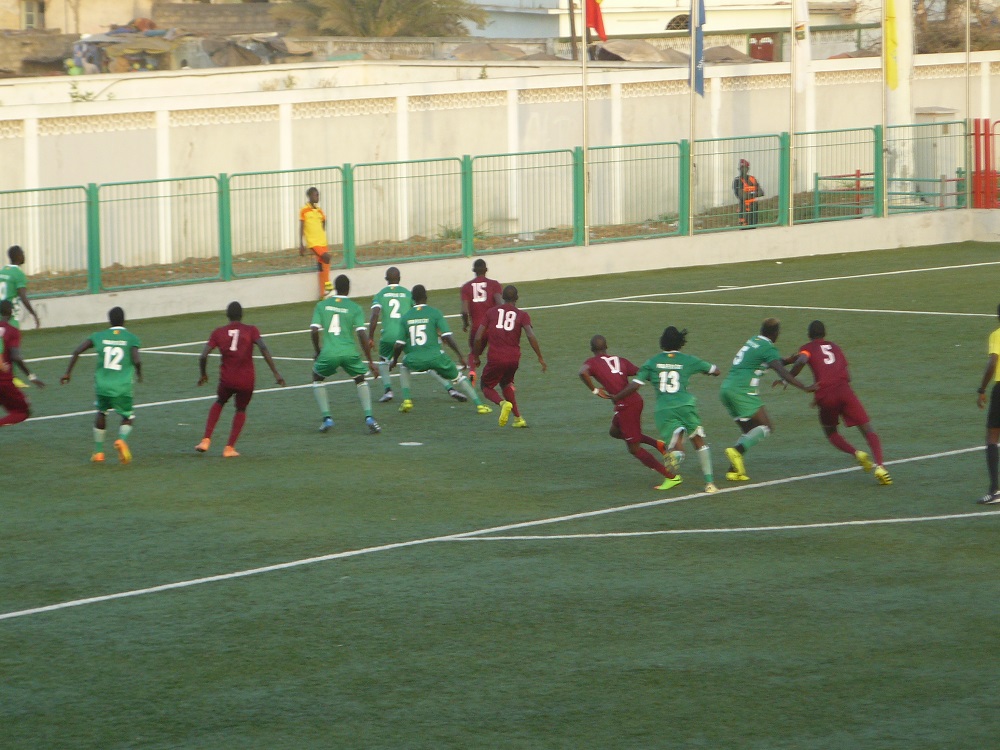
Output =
[
  {"x1": 385, "y1": 266, "x2": 400, "y2": 284},
  {"x1": 502, "y1": 285, "x2": 518, "y2": 302},
  {"x1": 7, "y1": 245, "x2": 22, "y2": 262},
  {"x1": 108, "y1": 306, "x2": 125, "y2": 327},
  {"x1": 227, "y1": 301, "x2": 243, "y2": 321},
  {"x1": 760, "y1": 317, "x2": 780, "y2": 340},
  {"x1": 660, "y1": 326, "x2": 687, "y2": 351},
  {"x1": 411, "y1": 284, "x2": 428, "y2": 303},
  {"x1": 808, "y1": 320, "x2": 825, "y2": 339},
  {"x1": 333, "y1": 274, "x2": 350, "y2": 295},
  {"x1": 473, "y1": 259, "x2": 487, "y2": 273},
  {"x1": 590, "y1": 334, "x2": 607, "y2": 352},
  {"x1": 0, "y1": 300, "x2": 12, "y2": 316},
  {"x1": 306, "y1": 186, "x2": 318, "y2": 197}
]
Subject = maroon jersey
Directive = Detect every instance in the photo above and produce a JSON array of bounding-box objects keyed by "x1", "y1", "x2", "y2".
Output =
[
  {"x1": 0, "y1": 321, "x2": 21, "y2": 383},
  {"x1": 207, "y1": 322, "x2": 261, "y2": 391},
  {"x1": 584, "y1": 354, "x2": 641, "y2": 410},
  {"x1": 483, "y1": 304, "x2": 531, "y2": 363},
  {"x1": 798, "y1": 339, "x2": 851, "y2": 391},
  {"x1": 461, "y1": 277, "x2": 502, "y2": 333}
]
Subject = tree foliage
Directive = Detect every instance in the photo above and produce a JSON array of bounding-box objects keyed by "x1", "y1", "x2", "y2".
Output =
[
  {"x1": 914, "y1": 0, "x2": 1000, "y2": 52},
  {"x1": 271, "y1": 0, "x2": 488, "y2": 38}
]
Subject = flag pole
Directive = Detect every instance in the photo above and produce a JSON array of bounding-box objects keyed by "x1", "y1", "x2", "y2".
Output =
[
  {"x1": 789, "y1": 3, "x2": 797, "y2": 227},
  {"x1": 687, "y1": 0, "x2": 698, "y2": 237},
  {"x1": 580, "y1": 0, "x2": 590, "y2": 246},
  {"x1": 881, "y1": 0, "x2": 888, "y2": 218}
]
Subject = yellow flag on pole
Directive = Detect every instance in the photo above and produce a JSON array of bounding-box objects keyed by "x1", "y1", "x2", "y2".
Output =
[{"x1": 885, "y1": 0, "x2": 898, "y2": 90}]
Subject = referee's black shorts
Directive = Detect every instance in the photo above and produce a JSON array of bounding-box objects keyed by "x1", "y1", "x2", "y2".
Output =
[{"x1": 989, "y1": 382, "x2": 1000, "y2": 429}]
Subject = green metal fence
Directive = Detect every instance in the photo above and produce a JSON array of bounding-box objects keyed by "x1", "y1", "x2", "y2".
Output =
[
  {"x1": 886, "y1": 121, "x2": 967, "y2": 213},
  {"x1": 588, "y1": 142, "x2": 683, "y2": 243},
  {"x1": 0, "y1": 185, "x2": 90, "y2": 296},
  {"x1": 692, "y1": 135, "x2": 783, "y2": 232},
  {"x1": 471, "y1": 149, "x2": 577, "y2": 254},
  {"x1": 352, "y1": 157, "x2": 465, "y2": 265},
  {"x1": 794, "y1": 127, "x2": 878, "y2": 223},
  {"x1": 5, "y1": 122, "x2": 975, "y2": 297},
  {"x1": 230, "y1": 167, "x2": 346, "y2": 278},
  {"x1": 96, "y1": 176, "x2": 221, "y2": 291}
]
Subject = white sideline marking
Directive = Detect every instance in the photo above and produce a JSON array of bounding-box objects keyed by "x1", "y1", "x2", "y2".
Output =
[
  {"x1": 143, "y1": 350, "x2": 316, "y2": 362},
  {"x1": 24, "y1": 258, "x2": 1000, "y2": 365},
  {"x1": 617, "y1": 300, "x2": 993, "y2": 318},
  {"x1": 457, "y1": 511, "x2": 1000, "y2": 542},
  {"x1": 0, "y1": 445, "x2": 983, "y2": 622}
]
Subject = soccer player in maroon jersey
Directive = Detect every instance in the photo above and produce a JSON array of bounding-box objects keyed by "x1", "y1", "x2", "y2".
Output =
[
  {"x1": 460, "y1": 258, "x2": 503, "y2": 381},
  {"x1": 579, "y1": 334, "x2": 680, "y2": 488},
  {"x1": 196, "y1": 302, "x2": 285, "y2": 457},
  {"x1": 780, "y1": 320, "x2": 891, "y2": 485},
  {"x1": 0, "y1": 300, "x2": 43, "y2": 426},
  {"x1": 472, "y1": 285, "x2": 546, "y2": 428}
]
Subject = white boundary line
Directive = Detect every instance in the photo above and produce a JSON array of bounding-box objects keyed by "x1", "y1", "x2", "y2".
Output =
[
  {"x1": 616, "y1": 300, "x2": 992, "y2": 318},
  {"x1": 0, "y1": 445, "x2": 984, "y2": 622}
]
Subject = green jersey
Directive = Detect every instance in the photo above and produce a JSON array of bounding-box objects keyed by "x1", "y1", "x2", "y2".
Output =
[
  {"x1": 722, "y1": 335, "x2": 781, "y2": 395},
  {"x1": 635, "y1": 351, "x2": 715, "y2": 409},
  {"x1": 0, "y1": 264, "x2": 28, "y2": 326},
  {"x1": 311, "y1": 296, "x2": 367, "y2": 356},
  {"x1": 371, "y1": 284, "x2": 412, "y2": 344},
  {"x1": 91, "y1": 326, "x2": 141, "y2": 397},
  {"x1": 398, "y1": 304, "x2": 451, "y2": 359}
]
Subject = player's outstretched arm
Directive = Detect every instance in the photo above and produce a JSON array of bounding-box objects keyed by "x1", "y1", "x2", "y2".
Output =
[
  {"x1": 768, "y1": 358, "x2": 813, "y2": 392},
  {"x1": 10, "y1": 346, "x2": 43, "y2": 387},
  {"x1": 774, "y1": 354, "x2": 806, "y2": 388},
  {"x1": 18, "y1": 289, "x2": 40, "y2": 329},
  {"x1": 256, "y1": 339, "x2": 285, "y2": 386},
  {"x1": 979, "y1": 353, "x2": 998, "y2": 408},
  {"x1": 131, "y1": 346, "x2": 143, "y2": 383},
  {"x1": 441, "y1": 332, "x2": 465, "y2": 364},
  {"x1": 298, "y1": 220, "x2": 307, "y2": 256},
  {"x1": 524, "y1": 326, "x2": 546, "y2": 373},
  {"x1": 60, "y1": 338, "x2": 93, "y2": 384}
]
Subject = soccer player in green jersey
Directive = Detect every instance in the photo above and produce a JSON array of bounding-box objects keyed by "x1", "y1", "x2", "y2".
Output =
[
  {"x1": 61, "y1": 306, "x2": 142, "y2": 464},
  {"x1": 0, "y1": 246, "x2": 41, "y2": 330},
  {"x1": 368, "y1": 267, "x2": 465, "y2": 404},
  {"x1": 615, "y1": 327, "x2": 721, "y2": 493},
  {"x1": 719, "y1": 317, "x2": 815, "y2": 481},
  {"x1": 389, "y1": 284, "x2": 490, "y2": 415},
  {"x1": 310, "y1": 274, "x2": 380, "y2": 434}
]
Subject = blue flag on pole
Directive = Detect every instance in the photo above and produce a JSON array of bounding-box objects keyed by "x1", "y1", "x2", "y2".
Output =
[{"x1": 692, "y1": 0, "x2": 705, "y2": 96}]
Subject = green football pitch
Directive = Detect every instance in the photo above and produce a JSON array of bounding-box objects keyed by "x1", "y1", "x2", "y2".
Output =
[{"x1": 4, "y1": 241, "x2": 1000, "y2": 749}]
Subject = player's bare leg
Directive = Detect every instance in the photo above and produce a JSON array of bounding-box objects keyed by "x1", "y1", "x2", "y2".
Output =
[{"x1": 981, "y1": 427, "x2": 1000, "y2": 503}]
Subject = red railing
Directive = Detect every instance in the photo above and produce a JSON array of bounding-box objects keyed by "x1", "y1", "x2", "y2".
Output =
[{"x1": 973, "y1": 119, "x2": 999, "y2": 208}]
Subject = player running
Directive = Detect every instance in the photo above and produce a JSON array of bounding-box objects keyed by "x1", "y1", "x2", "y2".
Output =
[
  {"x1": 61, "y1": 306, "x2": 141, "y2": 464},
  {"x1": 0, "y1": 245, "x2": 41, "y2": 330},
  {"x1": 460, "y1": 258, "x2": 503, "y2": 382},
  {"x1": 779, "y1": 320, "x2": 891, "y2": 485},
  {"x1": 614, "y1": 327, "x2": 720, "y2": 493},
  {"x1": 310, "y1": 275, "x2": 380, "y2": 435},
  {"x1": 369, "y1": 267, "x2": 465, "y2": 404},
  {"x1": 0, "y1": 300, "x2": 44, "y2": 427},
  {"x1": 719, "y1": 317, "x2": 815, "y2": 481},
  {"x1": 472, "y1": 285, "x2": 546, "y2": 428},
  {"x1": 389, "y1": 285, "x2": 489, "y2": 414},
  {"x1": 579, "y1": 334, "x2": 681, "y2": 491},
  {"x1": 195, "y1": 301, "x2": 286, "y2": 457}
]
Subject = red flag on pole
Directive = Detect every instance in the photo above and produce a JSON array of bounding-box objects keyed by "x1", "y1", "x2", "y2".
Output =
[{"x1": 586, "y1": 0, "x2": 607, "y2": 42}]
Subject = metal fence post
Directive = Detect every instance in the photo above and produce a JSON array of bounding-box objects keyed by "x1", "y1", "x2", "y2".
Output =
[
  {"x1": 572, "y1": 146, "x2": 585, "y2": 246},
  {"x1": 86, "y1": 183, "x2": 102, "y2": 294},
  {"x1": 873, "y1": 125, "x2": 885, "y2": 218},
  {"x1": 461, "y1": 155, "x2": 474, "y2": 257},
  {"x1": 218, "y1": 173, "x2": 233, "y2": 281},
  {"x1": 679, "y1": 140, "x2": 691, "y2": 236},
  {"x1": 341, "y1": 163, "x2": 356, "y2": 268},
  {"x1": 779, "y1": 132, "x2": 791, "y2": 226}
]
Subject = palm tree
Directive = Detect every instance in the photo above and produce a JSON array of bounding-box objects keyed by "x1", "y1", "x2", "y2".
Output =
[{"x1": 272, "y1": 0, "x2": 488, "y2": 38}]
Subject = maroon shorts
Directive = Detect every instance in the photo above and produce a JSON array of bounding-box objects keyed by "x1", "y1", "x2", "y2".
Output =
[
  {"x1": 217, "y1": 383, "x2": 254, "y2": 411},
  {"x1": 0, "y1": 380, "x2": 29, "y2": 415},
  {"x1": 612, "y1": 398, "x2": 644, "y2": 445},
  {"x1": 815, "y1": 384, "x2": 869, "y2": 428},
  {"x1": 481, "y1": 359, "x2": 519, "y2": 389}
]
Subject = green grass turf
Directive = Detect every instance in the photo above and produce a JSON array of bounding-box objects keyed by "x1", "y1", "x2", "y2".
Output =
[{"x1": 3, "y1": 241, "x2": 1000, "y2": 748}]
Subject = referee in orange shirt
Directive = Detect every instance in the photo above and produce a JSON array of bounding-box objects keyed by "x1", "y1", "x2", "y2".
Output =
[{"x1": 299, "y1": 187, "x2": 331, "y2": 299}]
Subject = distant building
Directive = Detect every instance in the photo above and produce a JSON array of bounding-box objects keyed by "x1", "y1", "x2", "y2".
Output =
[
  {"x1": 0, "y1": 0, "x2": 154, "y2": 35},
  {"x1": 469, "y1": 0, "x2": 858, "y2": 38}
]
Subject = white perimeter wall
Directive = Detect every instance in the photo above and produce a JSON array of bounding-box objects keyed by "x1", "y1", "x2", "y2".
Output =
[{"x1": 28, "y1": 209, "x2": 1000, "y2": 329}]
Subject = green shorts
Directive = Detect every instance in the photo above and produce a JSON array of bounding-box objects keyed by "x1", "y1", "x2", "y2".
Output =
[
  {"x1": 720, "y1": 386, "x2": 763, "y2": 421},
  {"x1": 404, "y1": 353, "x2": 458, "y2": 381},
  {"x1": 655, "y1": 404, "x2": 705, "y2": 440},
  {"x1": 378, "y1": 339, "x2": 397, "y2": 361},
  {"x1": 314, "y1": 351, "x2": 368, "y2": 379},
  {"x1": 95, "y1": 393, "x2": 135, "y2": 419}
]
